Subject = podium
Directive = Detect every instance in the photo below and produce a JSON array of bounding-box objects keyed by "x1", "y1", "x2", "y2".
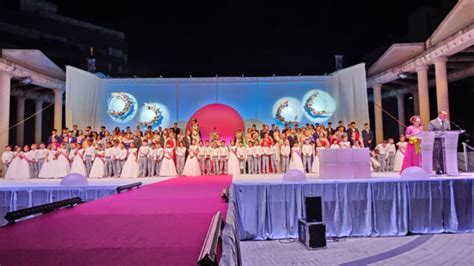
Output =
[{"x1": 416, "y1": 130, "x2": 462, "y2": 175}]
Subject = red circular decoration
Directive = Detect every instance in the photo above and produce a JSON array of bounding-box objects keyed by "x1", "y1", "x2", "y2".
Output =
[{"x1": 187, "y1": 104, "x2": 245, "y2": 144}]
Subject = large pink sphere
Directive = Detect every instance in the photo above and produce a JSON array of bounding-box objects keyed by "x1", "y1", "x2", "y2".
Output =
[{"x1": 187, "y1": 104, "x2": 245, "y2": 144}]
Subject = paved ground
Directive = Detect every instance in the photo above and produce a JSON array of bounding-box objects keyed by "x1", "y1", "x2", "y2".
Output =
[{"x1": 240, "y1": 233, "x2": 474, "y2": 265}]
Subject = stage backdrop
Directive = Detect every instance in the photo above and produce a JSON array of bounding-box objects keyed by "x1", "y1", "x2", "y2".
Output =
[{"x1": 66, "y1": 64, "x2": 369, "y2": 135}]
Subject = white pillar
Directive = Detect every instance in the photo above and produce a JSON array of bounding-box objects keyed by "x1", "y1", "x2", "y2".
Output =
[
  {"x1": 434, "y1": 56, "x2": 449, "y2": 116},
  {"x1": 0, "y1": 71, "x2": 11, "y2": 176},
  {"x1": 35, "y1": 98, "x2": 43, "y2": 144},
  {"x1": 54, "y1": 89, "x2": 63, "y2": 131},
  {"x1": 373, "y1": 84, "x2": 384, "y2": 143},
  {"x1": 416, "y1": 65, "x2": 430, "y2": 129},
  {"x1": 396, "y1": 94, "x2": 405, "y2": 136},
  {"x1": 16, "y1": 96, "x2": 25, "y2": 146}
]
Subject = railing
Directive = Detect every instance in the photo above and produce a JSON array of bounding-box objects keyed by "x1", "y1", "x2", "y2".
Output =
[{"x1": 462, "y1": 142, "x2": 474, "y2": 172}]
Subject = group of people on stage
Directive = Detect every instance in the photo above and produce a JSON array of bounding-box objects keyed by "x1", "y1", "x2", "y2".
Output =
[{"x1": 2, "y1": 119, "x2": 380, "y2": 179}]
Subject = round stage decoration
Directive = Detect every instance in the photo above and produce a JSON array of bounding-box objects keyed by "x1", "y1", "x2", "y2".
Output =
[
  {"x1": 187, "y1": 104, "x2": 245, "y2": 144},
  {"x1": 302, "y1": 89, "x2": 336, "y2": 123},
  {"x1": 400, "y1": 166, "x2": 429, "y2": 179},
  {"x1": 282, "y1": 169, "x2": 307, "y2": 182},
  {"x1": 137, "y1": 102, "x2": 170, "y2": 129},
  {"x1": 272, "y1": 97, "x2": 303, "y2": 125},
  {"x1": 60, "y1": 173, "x2": 88, "y2": 186},
  {"x1": 106, "y1": 92, "x2": 138, "y2": 123}
]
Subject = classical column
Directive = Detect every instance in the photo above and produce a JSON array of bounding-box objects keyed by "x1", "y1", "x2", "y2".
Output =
[
  {"x1": 434, "y1": 56, "x2": 449, "y2": 116},
  {"x1": 396, "y1": 94, "x2": 405, "y2": 136},
  {"x1": 412, "y1": 91, "x2": 420, "y2": 115},
  {"x1": 0, "y1": 72, "x2": 12, "y2": 171},
  {"x1": 373, "y1": 84, "x2": 384, "y2": 143},
  {"x1": 16, "y1": 95, "x2": 25, "y2": 146},
  {"x1": 54, "y1": 89, "x2": 64, "y2": 131},
  {"x1": 416, "y1": 65, "x2": 430, "y2": 129},
  {"x1": 35, "y1": 98, "x2": 44, "y2": 144}
]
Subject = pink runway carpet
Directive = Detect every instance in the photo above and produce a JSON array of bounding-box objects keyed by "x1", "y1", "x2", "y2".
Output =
[{"x1": 0, "y1": 175, "x2": 232, "y2": 266}]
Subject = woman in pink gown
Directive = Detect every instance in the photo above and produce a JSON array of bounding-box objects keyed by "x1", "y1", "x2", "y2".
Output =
[{"x1": 400, "y1": 115, "x2": 424, "y2": 173}]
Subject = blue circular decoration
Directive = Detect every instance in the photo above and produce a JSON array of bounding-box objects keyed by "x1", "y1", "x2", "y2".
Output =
[
  {"x1": 106, "y1": 92, "x2": 138, "y2": 123},
  {"x1": 137, "y1": 102, "x2": 170, "y2": 129},
  {"x1": 302, "y1": 89, "x2": 336, "y2": 123},
  {"x1": 272, "y1": 97, "x2": 303, "y2": 125}
]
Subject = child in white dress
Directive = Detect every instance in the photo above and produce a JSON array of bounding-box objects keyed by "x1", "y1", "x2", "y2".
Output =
[
  {"x1": 55, "y1": 143, "x2": 71, "y2": 178},
  {"x1": 2, "y1": 145, "x2": 14, "y2": 176},
  {"x1": 89, "y1": 144, "x2": 105, "y2": 178},
  {"x1": 39, "y1": 145, "x2": 55, "y2": 178},
  {"x1": 159, "y1": 144, "x2": 177, "y2": 176},
  {"x1": 70, "y1": 143, "x2": 87, "y2": 176},
  {"x1": 182, "y1": 140, "x2": 201, "y2": 176},
  {"x1": 289, "y1": 143, "x2": 304, "y2": 172},
  {"x1": 121, "y1": 143, "x2": 139, "y2": 178},
  {"x1": 227, "y1": 140, "x2": 240, "y2": 176},
  {"x1": 393, "y1": 135, "x2": 407, "y2": 172},
  {"x1": 5, "y1": 146, "x2": 31, "y2": 179}
]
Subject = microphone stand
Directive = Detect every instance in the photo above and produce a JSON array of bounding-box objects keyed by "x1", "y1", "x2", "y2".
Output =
[{"x1": 450, "y1": 120, "x2": 470, "y2": 143}]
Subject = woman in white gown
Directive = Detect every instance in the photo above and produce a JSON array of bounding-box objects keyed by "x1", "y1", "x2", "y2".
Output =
[
  {"x1": 393, "y1": 135, "x2": 407, "y2": 172},
  {"x1": 121, "y1": 143, "x2": 139, "y2": 178},
  {"x1": 289, "y1": 143, "x2": 305, "y2": 172},
  {"x1": 311, "y1": 146, "x2": 323, "y2": 174},
  {"x1": 89, "y1": 144, "x2": 105, "y2": 178},
  {"x1": 227, "y1": 140, "x2": 240, "y2": 176},
  {"x1": 182, "y1": 140, "x2": 201, "y2": 176},
  {"x1": 54, "y1": 144, "x2": 71, "y2": 178},
  {"x1": 5, "y1": 146, "x2": 31, "y2": 179},
  {"x1": 69, "y1": 143, "x2": 87, "y2": 176},
  {"x1": 160, "y1": 144, "x2": 177, "y2": 176}
]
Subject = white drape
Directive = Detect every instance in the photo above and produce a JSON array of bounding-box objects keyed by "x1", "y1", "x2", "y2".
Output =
[{"x1": 65, "y1": 66, "x2": 104, "y2": 130}]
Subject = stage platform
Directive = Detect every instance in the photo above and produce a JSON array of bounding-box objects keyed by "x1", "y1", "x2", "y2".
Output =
[
  {"x1": 0, "y1": 177, "x2": 174, "y2": 226},
  {"x1": 229, "y1": 172, "x2": 474, "y2": 240}
]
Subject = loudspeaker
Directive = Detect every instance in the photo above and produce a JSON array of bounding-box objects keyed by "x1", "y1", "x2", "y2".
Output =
[
  {"x1": 298, "y1": 218, "x2": 327, "y2": 249},
  {"x1": 305, "y1": 196, "x2": 322, "y2": 222}
]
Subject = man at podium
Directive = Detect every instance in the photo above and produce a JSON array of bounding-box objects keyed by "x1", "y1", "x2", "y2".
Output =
[{"x1": 428, "y1": 111, "x2": 450, "y2": 175}]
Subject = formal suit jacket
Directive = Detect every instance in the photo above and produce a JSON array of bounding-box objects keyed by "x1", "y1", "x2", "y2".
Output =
[
  {"x1": 361, "y1": 129, "x2": 374, "y2": 146},
  {"x1": 428, "y1": 119, "x2": 451, "y2": 132}
]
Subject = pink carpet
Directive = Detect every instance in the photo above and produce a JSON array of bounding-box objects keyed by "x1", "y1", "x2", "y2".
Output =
[{"x1": 0, "y1": 175, "x2": 232, "y2": 266}]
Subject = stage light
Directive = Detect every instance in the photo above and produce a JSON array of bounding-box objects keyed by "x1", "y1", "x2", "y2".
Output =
[
  {"x1": 398, "y1": 73, "x2": 409, "y2": 79},
  {"x1": 409, "y1": 96, "x2": 414, "y2": 100},
  {"x1": 116, "y1": 182, "x2": 142, "y2": 194},
  {"x1": 190, "y1": 75, "x2": 193, "y2": 78},
  {"x1": 4, "y1": 197, "x2": 83, "y2": 225},
  {"x1": 18, "y1": 76, "x2": 32, "y2": 85},
  {"x1": 221, "y1": 187, "x2": 230, "y2": 202},
  {"x1": 197, "y1": 211, "x2": 223, "y2": 265}
]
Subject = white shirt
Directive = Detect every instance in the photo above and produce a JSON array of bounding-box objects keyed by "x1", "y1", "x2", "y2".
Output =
[
  {"x1": 262, "y1": 146, "x2": 271, "y2": 155},
  {"x1": 252, "y1": 146, "x2": 263, "y2": 157},
  {"x1": 375, "y1": 144, "x2": 389, "y2": 155},
  {"x1": 387, "y1": 143, "x2": 396, "y2": 153},
  {"x1": 211, "y1": 147, "x2": 220, "y2": 157},
  {"x1": 117, "y1": 148, "x2": 128, "y2": 160},
  {"x1": 340, "y1": 141, "x2": 351, "y2": 149},
  {"x1": 84, "y1": 146, "x2": 96, "y2": 159},
  {"x1": 270, "y1": 145, "x2": 278, "y2": 156},
  {"x1": 219, "y1": 147, "x2": 229, "y2": 158},
  {"x1": 176, "y1": 147, "x2": 186, "y2": 157},
  {"x1": 104, "y1": 148, "x2": 113, "y2": 159},
  {"x1": 156, "y1": 147, "x2": 164, "y2": 160},
  {"x1": 237, "y1": 146, "x2": 247, "y2": 158},
  {"x1": 280, "y1": 145, "x2": 291, "y2": 156},
  {"x1": 302, "y1": 144, "x2": 313, "y2": 156},
  {"x1": 198, "y1": 146, "x2": 206, "y2": 157},
  {"x1": 138, "y1": 146, "x2": 150, "y2": 158},
  {"x1": 2, "y1": 151, "x2": 14, "y2": 164},
  {"x1": 35, "y1": 149, "x2": 48, "y2": 160},
  {"x1": 27, "y1": 150, "x2": 37, "y2": 161}
]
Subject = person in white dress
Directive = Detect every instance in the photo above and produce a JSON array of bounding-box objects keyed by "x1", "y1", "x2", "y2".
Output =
[
  {"x1": 393, "y1": 135, "x2": 407, "y2": 172},
  {"x1": 236, "y1": 142, "x2": 247, "y2": 174},
  {"x1": 288, "y1": 142, "x2": 304, "y2": 172},
  {"x1": 227, "y1": 139, "x2": 240, "y2": 176},
  {"x1": 311, "y1": 146, "x2": 323, "y2": 174},
  {"x1": 69, "y1": 143, "x2": 87, "y2": 176},
  {"x1": 121, "y1": 143, "x2": 139, "y2": 178},
  {"x1": 5, "y1": 146, "x2": 31, "y2": 179},
  {"x1": 182, "y1": 140, "x2": 201, "y2": 176},
  {"x1": 89, "y1": 144, "x2": 105, "y2": 178},
  {"x1": 159, "y1": 144, "x2": 177, "y2": 176},
  {"x1": 175, "y1": 142, "x2": 186, "y2": 175},
  {"x1": 54, "y1": 143, "x2": 71, "y2": 178},
  {"x1": 38, "y1": 145, "x2": 55, "y2": 178}
]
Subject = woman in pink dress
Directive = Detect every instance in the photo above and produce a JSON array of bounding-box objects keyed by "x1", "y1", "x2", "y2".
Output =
[{"x1": 400, "y1": 115, "x2": 424, "y2": 173}]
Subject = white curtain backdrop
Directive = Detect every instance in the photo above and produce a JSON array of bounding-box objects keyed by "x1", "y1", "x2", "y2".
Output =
[
  {"x1": 330, "y1": 63, "x2": 369, "y2": 127},
  {"x1": 65, "y1": 66, "x2": 104, "y2": 130}
]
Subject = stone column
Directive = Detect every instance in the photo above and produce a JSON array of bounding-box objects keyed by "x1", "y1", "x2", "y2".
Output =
[
  {"x1": 35, "y1": 98, "x2": 44, "y2": 144},
  {"x1": 416, "y1": 65, "x2": 430, "y2": 129},
  {"x1": 434, "y1": 56, "x2": 449, "y2": 116},
  {"x1": 54, "y1": 89, "x2": 64, "y2": 131},
  {"x1": 0, "y1": 71, "x2": 11, "y2": 176},
  {"x1": 396, "y1": 94, "x2": 405, "y2": 136},
  {"x1": 16, "y1": 96, "x2": 25, "y2": 146},
  {"x1": 373, "y1": 84, "x2": 384, "y2": 143}
]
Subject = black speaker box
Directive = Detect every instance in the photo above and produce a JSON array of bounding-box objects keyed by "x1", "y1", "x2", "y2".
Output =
[
  {"x1": 305, "y1": 196, "x2": 322, "y2": 222},
  {"x1": 298, "y1": 218, "x2": 327, "y2": 249}
]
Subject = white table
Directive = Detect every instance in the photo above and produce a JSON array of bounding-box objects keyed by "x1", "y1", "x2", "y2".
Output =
[{"x1": 319, "y1": 148, "x2": 371, "y2": 179}]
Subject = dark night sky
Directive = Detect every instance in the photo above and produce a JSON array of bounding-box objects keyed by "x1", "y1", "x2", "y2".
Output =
[{"x1": 50, "y1": 0, "x2": 456, "y2": 77}]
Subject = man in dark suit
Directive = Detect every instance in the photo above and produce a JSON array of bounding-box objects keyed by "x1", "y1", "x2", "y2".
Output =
[
  {"x1": 347, "y1": 122, "x2": 360, "y2": 145},
  {"x1": 428, "y1": 111, "x2": 451, "y2": 175},
  {"x1": 171, "y1": 122, "x2": 180, "y2": 135},
  {"x1": 361, "y1": 123, "x2": 374, "y2": 149},
  {"x1": 287, "y1": 130, "x2": 297, "y2": 148},
  {"x1": 47, "y1": 129, "x2": 60, "y2": 145},
  {"x1": 326, "y1": 122, "x2": 335, "y2": 136}
]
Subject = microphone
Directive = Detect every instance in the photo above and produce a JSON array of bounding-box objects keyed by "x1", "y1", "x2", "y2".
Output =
[{"x1": 450, "y1": 120, "x2": 471, "y2": 139}]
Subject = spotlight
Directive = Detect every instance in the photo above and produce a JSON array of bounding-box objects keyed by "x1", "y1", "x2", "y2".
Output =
[
  {"x1": 408, "y1": 96, "x2": 414, "y2": 100},
  {"x1": 398, "y1": 73, "x2": 409, "y2": 79},
  {"x1": 19, "y1": 76, "x2": 32, "y2": 85},
  {"x1": 116, "y1": 182, "x2": 142, "y2": 194}
]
